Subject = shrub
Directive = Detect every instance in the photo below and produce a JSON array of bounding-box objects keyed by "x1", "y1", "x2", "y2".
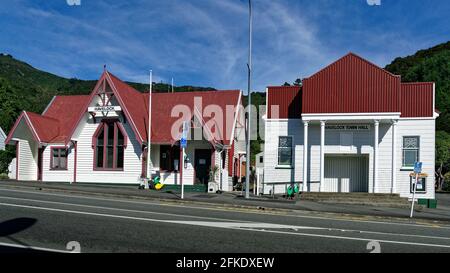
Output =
[
  {"x1": 0, "y1": 148, "x2": 15, "y2": 174},
  {"x1": 0, "y1": 173, "x2": 9, "y2": 180}
]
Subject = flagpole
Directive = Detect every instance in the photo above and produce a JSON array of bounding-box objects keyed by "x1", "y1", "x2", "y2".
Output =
[
  {"x1": 245, "y1": 0, "x2": 252, "y2": 199},
  {"x1": 147, "y1": 70, "x2": 153, "y2": 184}
]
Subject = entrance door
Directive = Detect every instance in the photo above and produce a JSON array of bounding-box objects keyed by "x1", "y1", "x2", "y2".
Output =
[
  {"x1": 37, "y1": 147, "x2": 45, "y2": 181},
  {"x1": 324, "y1": 156, "x2": 369, "y2": 192},
  {"x1": 195, "y1": 149, "x2": 212, "y2": 185}
]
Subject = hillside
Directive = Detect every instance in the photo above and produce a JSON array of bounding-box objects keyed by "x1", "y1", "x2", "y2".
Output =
[
  {"x1": 385, "y1": 41, "x2": 450, "y2": 132},
  {"x1": 0, "y1": 53, "x2": 215, "y2": 133}
]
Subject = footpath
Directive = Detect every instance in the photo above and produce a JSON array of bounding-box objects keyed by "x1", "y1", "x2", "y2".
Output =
[{"x1": 1, "y1": 180, "x2": 450, "y2": 223}]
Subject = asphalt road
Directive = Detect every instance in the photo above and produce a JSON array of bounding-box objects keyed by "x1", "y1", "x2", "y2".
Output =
[{"x1": 1, "y1": 185, "x2": 450, "y2": 253}]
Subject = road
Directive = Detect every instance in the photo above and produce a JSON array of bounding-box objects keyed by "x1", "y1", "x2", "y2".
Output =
[{"x1": 1, "y1": 185, "x2": 450, "y2": 253}]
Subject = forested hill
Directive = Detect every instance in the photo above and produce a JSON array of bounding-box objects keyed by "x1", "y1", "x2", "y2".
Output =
[
  {"x1": 385, "y1": 41, "x2": 450, "y2": 132},
  {"x1": 0, "y1": 53, "x2": 215, "y2": 133}
]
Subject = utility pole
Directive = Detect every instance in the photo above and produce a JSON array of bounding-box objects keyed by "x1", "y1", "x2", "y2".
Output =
[{"x1": 245, "y1": 0, "x2": 253, "y2": 199}]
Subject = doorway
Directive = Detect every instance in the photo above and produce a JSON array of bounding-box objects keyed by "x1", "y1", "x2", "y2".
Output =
[
  {"x1": 195, "y1": 149, "x2": 212, "y2": 185},
  {"x1": 37, "y1": 147, "x2": 44, "y2": 181}
]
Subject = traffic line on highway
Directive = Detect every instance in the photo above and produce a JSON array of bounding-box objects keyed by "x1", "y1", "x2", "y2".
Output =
[
  {"x1": 0, "y1": 187, "x2": 448, "y2": 230},
  {"x1": 0, "y1": 195, "x2": 249, "y2": 224},
  {"x1": 2, "y1": 201, "x2": 450, "y2": 249},
  {"x1": 2, "y1": 195, "x2": 449, "y2": 242},
  {"x1": 0, "y1": 241, "x2": 70, "y2": 253}
]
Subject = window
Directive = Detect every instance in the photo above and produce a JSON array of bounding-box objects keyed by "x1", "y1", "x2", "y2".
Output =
[
  {"x1": 259, "y1": 156, "x2": 264, "y2": 164},
  {"x1": 403, "y1": 136, "x2": 420, "y2": 168},
  {"x1": 160, "y1": 145, "x2": 180, "y2": 172},
  {"x1": 93, "y1": 121, "x2": 127, "y2": 170},
  {"x1": 51, "y1": 148, "x2": 68, "y2": 170},
  {"x1": 278, "y1": 136, "x2": 293, "y2": 166}
]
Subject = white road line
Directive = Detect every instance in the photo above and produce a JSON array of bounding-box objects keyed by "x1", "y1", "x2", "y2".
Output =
[
  {"x1": 1, "y1": 202, "x2": 450, "y2": 249},
  {"x1": 0, "y1": 241, "x2": 70, "y2": 253},
  {"x1": 2, "y1": 195, "x2": 449, "y2": 241},
  {"x1": 0, "y1": 186, "x2": 448, "y2": 230},
  {"x1": 0, "y1": 196, "x2": 248, "y2": 223}
]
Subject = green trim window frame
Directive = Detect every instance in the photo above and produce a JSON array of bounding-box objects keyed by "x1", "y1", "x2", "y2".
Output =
[
  {"x1": 402, "y1": 136, "x2": 420, "y2": 168},
  {"x1": 278, "y1": 136, "x2": 293, "y2": 166}
]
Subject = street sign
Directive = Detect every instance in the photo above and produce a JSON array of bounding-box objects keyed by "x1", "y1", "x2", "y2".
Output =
[
  {"x1": 180, "y1": 138, "x2": 187, "y2": 148},
  {"x1": 410, "y1": 162, "x2": 422, "y2": 218},
  {"x1": 414, "y1": 162, "x2": 422, "y2": 174}
]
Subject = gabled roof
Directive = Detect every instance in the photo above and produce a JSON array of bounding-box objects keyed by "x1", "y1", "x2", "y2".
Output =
[
  {"x1": 302, "y1": 53, "x2": 402, "y2": 114},
  {"x1": 5, "y1": 95, "x2": 90, "y2": 144},
  {"x1": 6, "y1": 70, "x2": 242, "y2": 147},
  {"x1": 266, "y1": 86, "x2": 302, "y2": 119},
  {"x1": 143, "y1": 90, "x2": 241, "y2": 145},
  {"x1": 266, "y1": 53, "x2": 436, "y2": 119}
]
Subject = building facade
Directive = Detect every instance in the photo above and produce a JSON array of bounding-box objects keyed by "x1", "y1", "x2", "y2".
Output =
[
  {"x1": 263, "y1": 53, "x2": 438, "y2": 199},
  {"x1": 5, "y1": 71, "x2": 246, "y2": 191}
]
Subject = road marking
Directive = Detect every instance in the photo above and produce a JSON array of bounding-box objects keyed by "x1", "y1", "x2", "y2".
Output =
[
  {"x1": 0, "y1": 186, "x2": 448, "y2": 230},
  {"x1": 2, "y1": 195, "x2": 449, "y2": 242},
  {"x1": 0, "y1": 241, "x2": 70, "y2": 253},
  {"x1": 0, "y1": 195, "x2": 248, "y2": 224},
  {"x1": 1, "y1": 202, "x2": 450, "y2": 249},
  {"x1": 168, "y1": 221, "x2": 324, "y2": 230}
]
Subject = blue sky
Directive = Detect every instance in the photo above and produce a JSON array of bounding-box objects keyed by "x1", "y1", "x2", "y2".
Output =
[{"x1": 0, "y1": 0, "x2": 449, "y2": 91}]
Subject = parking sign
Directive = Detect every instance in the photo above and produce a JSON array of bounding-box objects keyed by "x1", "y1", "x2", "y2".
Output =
[{"x1": 414, "y1": 162, "x2": 422, "y2": 174}]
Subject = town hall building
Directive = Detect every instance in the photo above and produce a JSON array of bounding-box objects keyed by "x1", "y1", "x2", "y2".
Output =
[{"x1": 263, "y1": 53, "x2": 438, "y2": 199}]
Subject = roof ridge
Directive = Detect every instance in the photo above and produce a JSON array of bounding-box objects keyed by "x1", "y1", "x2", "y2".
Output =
[{"x1": 304, "y1": 52, "x2": 400, "y2": 81}]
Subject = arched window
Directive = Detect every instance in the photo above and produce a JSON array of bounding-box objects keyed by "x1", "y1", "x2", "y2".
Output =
[{"x1": 93, "y1": 121, "x2": 127, "y2": 170}]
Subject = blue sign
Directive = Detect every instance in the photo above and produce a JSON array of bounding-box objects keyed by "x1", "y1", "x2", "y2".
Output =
[
  {"x1": 414, "y1": 162, "x2": 422, "y2": 174},
  {"x1": 180, "y1": 138, "x2": 187, "y2": 148}
]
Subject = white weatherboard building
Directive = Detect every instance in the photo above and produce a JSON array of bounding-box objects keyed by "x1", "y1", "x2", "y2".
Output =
[
  {"x1": 0, "y1": 127, "x2": 6, "y2": 151},
  {"x1": 5, "y1": 71, "x2": 246, "y2": 190},
  {"x1": 263, "y1": 53, "x2": 438, "y2": 199}
]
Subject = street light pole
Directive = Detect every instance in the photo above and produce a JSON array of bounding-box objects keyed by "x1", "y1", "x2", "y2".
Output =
[{"x1": 245, "y1": 0, "x2": 252, "y2": 199}]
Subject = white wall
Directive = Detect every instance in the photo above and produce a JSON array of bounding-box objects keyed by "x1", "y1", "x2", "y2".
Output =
[
  {"x1": 13, "y1": 120, "x2": 38, "y2": 181},
  {"x1": 396, "y1": 119, "x2": 435, "y2": 199},
  {"x1": 74, "y1": 115, "x2": 143, "y2": 184},
  {"x1": 41, "y1": 144, "x2": 74, "y2": 182},
  {"x1": 150, "y1": 141, "x2": 212, "y2": 186}
]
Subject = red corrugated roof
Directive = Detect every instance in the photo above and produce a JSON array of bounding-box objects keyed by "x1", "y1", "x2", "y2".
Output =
[
  {"x1": 143, "y1": 90, "x2": 241, "y2": 145},
  {"x1": 267, "y1": 86, "x2": 302, "y2": 119},
  {"x1": 6, "y1": 71, "x2": 241, "y2": 146},
  {"x1": 267, "y1": 53, "x2": 435, "y2": 119},
  {"x1": 302, "y1": 53, "x2": 401, "y2": 114},
  {"x1": 400, "y1": 82, "x2": 434, "y2": 118}
]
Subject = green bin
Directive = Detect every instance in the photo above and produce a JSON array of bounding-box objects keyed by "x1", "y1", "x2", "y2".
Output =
[
  {"x1": 428, "y1": 199, "x2": 437, "y2": 209},
  {"x1": 418, "y1": 199, "x2": 428, "y2": 206}
]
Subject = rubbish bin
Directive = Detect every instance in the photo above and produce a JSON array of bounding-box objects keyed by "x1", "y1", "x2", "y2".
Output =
[{"x1": 428, "y1": 199, "x2": 437, "y2": 209}]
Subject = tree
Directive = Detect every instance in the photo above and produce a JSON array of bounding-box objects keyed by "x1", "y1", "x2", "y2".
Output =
[
  {"x1": 293, "y1": 78, "x2": 302, "y2": 86},
  {"x1": 436, "y1": 131, "x2": 450, "y2": 190}
]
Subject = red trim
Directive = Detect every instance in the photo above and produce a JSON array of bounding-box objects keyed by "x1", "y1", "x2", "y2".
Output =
[
  {"x1": 65, "y1": 71, "x2": 143, "y2": 146},
  {"x1": 116, "y1": 122, "x2": 128, "y2": 148},
  {"x1": 50, "y1": 146, "x2": 69, "y2": 170},
  {"x1": 5, "y1": 112, "x2": 40, "y2": 145},
  {"x1": 16, "y1": 142, "x2": 19, "y2": 180},
  {"x1": 105, "y1": 72, "x2": 144, "y2": 145},
  {"x1": 92, "y1": 120, "x2": 127, "y2": 171},
  {"x1": 65, "y1": 72, "x2": 107, "y2": 145}
]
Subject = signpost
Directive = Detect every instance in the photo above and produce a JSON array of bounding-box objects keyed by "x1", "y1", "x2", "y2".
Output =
[{"x1": 410, "y1": 162, "x2": 422, "y2": 218}]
